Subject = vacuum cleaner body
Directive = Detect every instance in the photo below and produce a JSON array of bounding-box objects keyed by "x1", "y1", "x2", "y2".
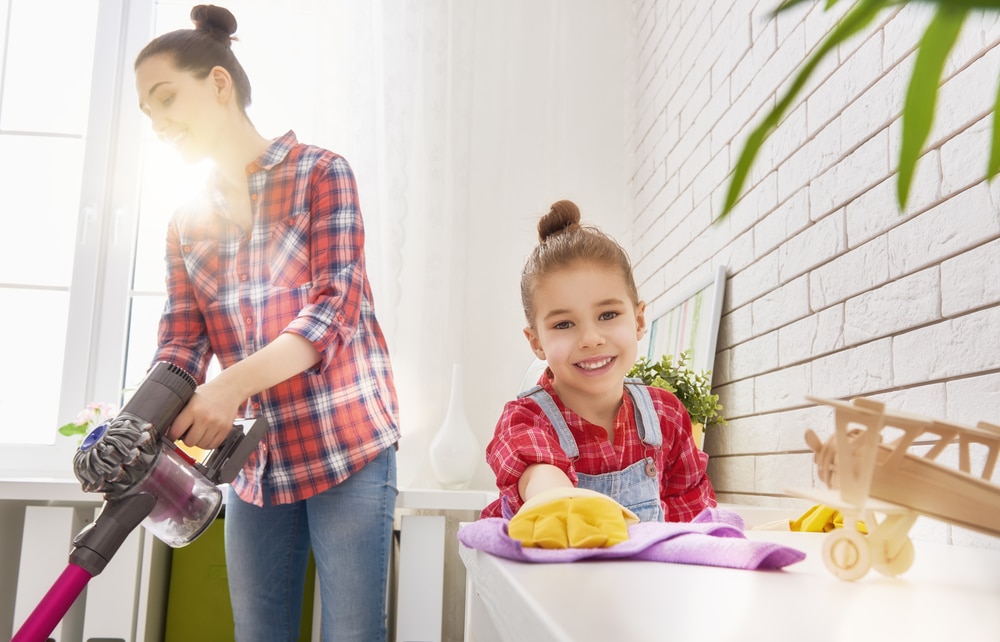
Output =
[
  {"x1": 73, "y1": 361, "x2": 268, "y2": 565},
  {"x1": 12, "y1": 362, "x2": 267, "y2": 642}
]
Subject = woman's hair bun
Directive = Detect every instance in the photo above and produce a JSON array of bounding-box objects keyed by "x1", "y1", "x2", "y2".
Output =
[
  {"x1": 537, "y1": 199, "x2": 581, "y2": 242},
  {"x1": 190, "y1": 4, "x2": 238, "y2": 45}
]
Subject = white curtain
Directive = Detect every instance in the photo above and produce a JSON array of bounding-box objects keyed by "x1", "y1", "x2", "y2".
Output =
[{"x1": 235, "y1": 0, "x2": 635, "y2": 487}]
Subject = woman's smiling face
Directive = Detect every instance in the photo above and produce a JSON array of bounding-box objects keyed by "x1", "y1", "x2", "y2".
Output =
[
  {"x1": 525, "y1": 262, "x2": 645, "y2": 401},
  {"x1": 135, "y1": 53, "x2": 228, "y2": 163}
]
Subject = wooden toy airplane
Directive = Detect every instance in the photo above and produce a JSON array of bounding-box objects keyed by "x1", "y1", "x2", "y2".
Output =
[{"x1": 790, "y1": 396, "x2": 1000, "y2": 581}]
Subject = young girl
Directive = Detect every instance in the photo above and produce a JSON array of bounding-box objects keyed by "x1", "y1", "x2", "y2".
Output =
[
  {"x1": 135, "y1": 6, "x2": 399, "y2": 640},
  {"x1": 482, "y1": 200, "x2": 716, "y2": 532}
]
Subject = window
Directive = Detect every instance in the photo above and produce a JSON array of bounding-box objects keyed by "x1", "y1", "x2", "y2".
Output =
[
  {"x1": 0, "y1": 0, "x2": 154, "y2": 474},
  {"x1": 0, "y1": 0, "x2": 102, "y2": 449}
]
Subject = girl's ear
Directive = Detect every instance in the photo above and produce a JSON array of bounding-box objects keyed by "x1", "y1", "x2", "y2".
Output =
[
  {"x1": 635, "y1": 300, "x2": 647, "y2": 340},
  {"x1": 523, "y1": 327, "x2": 546, "y2": 360},
  {"x1": 210, "y1": 65, "x2": 234, "y2": 103}
]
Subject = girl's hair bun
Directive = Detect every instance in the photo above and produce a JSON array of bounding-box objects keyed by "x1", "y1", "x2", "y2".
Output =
[
  {"x1": 190, "y1": 4, "x2": 238, "y2": 45},
  {"x1": 537, "y1": 199, "x2": 581, "y2": 242}
]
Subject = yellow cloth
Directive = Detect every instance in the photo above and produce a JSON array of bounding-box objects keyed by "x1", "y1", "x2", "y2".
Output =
[
  {"x1": 789, "y1": 504, "x2": 868, "y2": 534},
  {"x1": 508, "y1": 487, "x2": 640, "y2": 549}
]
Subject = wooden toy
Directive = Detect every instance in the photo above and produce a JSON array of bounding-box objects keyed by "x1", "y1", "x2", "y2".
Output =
[{"x1": 791, "y1": 396, "x2": 1000, "y2": 581}]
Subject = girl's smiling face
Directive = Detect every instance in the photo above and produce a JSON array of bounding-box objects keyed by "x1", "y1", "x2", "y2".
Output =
[{"x1": 524, "y1": 262, "x2": 646, "y2": 404}]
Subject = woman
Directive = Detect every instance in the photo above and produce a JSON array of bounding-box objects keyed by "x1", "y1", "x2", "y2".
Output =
[{"x1": 134, "y1": 5, "x2": 400, "y2": 640}]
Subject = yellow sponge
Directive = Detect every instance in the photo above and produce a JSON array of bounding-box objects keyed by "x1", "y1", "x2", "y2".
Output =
[{"x1": 790, "y1": 504, "x2": 868, "y2": 534}]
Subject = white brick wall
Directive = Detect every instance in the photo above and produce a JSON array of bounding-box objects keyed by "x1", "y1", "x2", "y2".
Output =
[{"x1": 630, "y1": 0, "x2": 1000, "y2": 548}]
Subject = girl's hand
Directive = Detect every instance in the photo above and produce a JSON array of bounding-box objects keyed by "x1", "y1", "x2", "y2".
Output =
[
  {"x1": 519, "y1": 463, "x2": 574, "y2": 501},
  {"x1": 509, "y1": 486, "x2": 639, "y2": 549}
]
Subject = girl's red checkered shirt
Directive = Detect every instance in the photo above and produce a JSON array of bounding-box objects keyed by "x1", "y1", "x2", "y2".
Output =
[{"x1": 482, "y1": 373, "x2": 715, "y2": 521}]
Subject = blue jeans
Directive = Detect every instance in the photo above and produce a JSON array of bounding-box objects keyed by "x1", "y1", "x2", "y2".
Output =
[{"x1": 225, "y1": 446, "x2": 397, "y2": 641}]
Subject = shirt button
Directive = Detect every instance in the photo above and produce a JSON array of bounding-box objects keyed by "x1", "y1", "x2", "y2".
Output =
[
  {"x1": 241, "y1": 274, "x2": 248, "y2": 281},
  {"x1": 245, "y1": 317, "x2": 253, "y2": 325},
  {"x1": 251, "y1": 193, "x2": 258, "y2": 201},
  {"x1": 182, "y1": 244, "x2": 191, "y2": 253}
]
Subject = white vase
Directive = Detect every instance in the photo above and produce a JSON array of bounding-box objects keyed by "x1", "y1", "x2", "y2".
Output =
[{"x1": 429, "y1": 364, "x2": 481, "y2": 489}]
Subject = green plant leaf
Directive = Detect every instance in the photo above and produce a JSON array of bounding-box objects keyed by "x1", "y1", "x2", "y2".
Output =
[
  {"x1": 58, "y1": 422, "x2": 87, "y2": 437},
  {"x1": 989, "y1": 58, "x2": 1000, "y2": 179},
  {"x1": 774, "y1": 0, "x2": 821, "y2": 12},
  {"x1": 897, "y1": 5, "x2": 967, "y2": 208},
  {"x1": 721, "y1": 0, "x2": 888, "y2": 218},
  {"x1": 773, "y1": 0, "x2": 841, "y2": 13},
  {"x1": 627, "y1": 352, "x2": 726, "y2": 427}
]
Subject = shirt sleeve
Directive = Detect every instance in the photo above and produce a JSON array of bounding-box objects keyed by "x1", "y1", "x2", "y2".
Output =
[
  {"x1": 282, "y1": 154, "x2": 369, "y2": 371},
  {"x1": 651, "y1": 388, "x2": 717, "y2": 521},
  {"x1": 151, "y1": 215, "x2": 214, "y2": 381},
  {"x1": 481, "y1": 399, "x2": 578, "y2": 518}
]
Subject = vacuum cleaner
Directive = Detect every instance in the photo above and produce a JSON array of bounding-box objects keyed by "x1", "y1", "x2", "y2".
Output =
[{"x1": 12, "y1": 361, "x2": 268, "y2": 642}]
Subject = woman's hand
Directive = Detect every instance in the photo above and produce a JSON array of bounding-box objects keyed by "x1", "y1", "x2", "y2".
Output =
[
  {"x1": 167, "y1": 375, "x2": 246, "y2": 450},
  {"x1": 166, "y1": 333, "x2": 321, "y2": 450}
]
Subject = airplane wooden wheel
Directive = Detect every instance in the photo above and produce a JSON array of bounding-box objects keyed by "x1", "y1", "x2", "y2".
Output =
[
  {"x1": 822, "y1": 528, "x2": 870, "y2": 581},
  {"x1": 871, "y1": 537, "x2": 915, "y2": 577}
]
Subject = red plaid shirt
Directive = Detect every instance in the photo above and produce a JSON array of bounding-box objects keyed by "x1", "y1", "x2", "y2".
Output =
[
  {"x1": 153, "y1": 131, "x2": 400, "y2": 506},
  {"x1": 482, "y1": 373, "x2": 715, "y2": 521}
]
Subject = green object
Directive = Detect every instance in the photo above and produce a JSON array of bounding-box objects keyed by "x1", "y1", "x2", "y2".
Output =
[
  {"x1": 164, "y1": 517, "x2": 315, "y2": 641},
  {"x1": 627, "y1": 351, "x2": 725, "y2": 428},
  {"x1": 721, "y1": 0, "x2": 988, "y2": 218}
]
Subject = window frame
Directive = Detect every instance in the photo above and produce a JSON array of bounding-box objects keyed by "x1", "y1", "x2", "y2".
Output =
[{"x1": 0, "y1": 0, "x2": 154, "y2": 477}]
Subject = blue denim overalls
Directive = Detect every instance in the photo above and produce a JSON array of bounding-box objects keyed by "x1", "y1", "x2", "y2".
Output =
[{"x1": 519, "y1": 378, "x2": 665, "y2": 522}]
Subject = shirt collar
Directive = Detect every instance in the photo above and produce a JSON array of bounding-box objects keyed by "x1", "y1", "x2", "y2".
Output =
[
  {"x1": 202, "y1": 131, "x2": 298, "y2": 226},
  {"x1": 539, "y1": 369, "x2": 632, "y2": 425},
  {"x1": 247, "y1": 130, "x2": 298, "y2": 174}
]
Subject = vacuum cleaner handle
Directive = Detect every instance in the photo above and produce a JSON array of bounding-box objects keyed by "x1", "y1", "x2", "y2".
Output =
[
  {"x1": 199, "y1": 416, "x2": 269, "y2": 484},
  {"x1": 119, "y1": 361, "x2": 197, "y2": 436}
]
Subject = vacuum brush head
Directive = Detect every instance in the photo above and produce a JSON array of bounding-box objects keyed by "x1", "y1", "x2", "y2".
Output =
[{"x1": 73, "y1": 416, "x2": 159, "y2": 495}]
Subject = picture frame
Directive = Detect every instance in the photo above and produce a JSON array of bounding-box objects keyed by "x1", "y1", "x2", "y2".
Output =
[{"x1": 642, "y1": 264, "x2": 727, "y2": 377}]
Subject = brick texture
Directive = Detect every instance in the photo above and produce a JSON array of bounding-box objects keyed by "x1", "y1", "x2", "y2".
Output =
[{"x1": 631, "y1": 1, "x2": 1000, "y2": 547}]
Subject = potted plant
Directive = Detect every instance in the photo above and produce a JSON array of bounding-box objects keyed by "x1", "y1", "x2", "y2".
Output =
[
  {"x1": 627, "y1": 351, "x2": 725, "y2": 449},
  {"x1": 58, "y1": 402, "x2": 117, "y2": 444}
]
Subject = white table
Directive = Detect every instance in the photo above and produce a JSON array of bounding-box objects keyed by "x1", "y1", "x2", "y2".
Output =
[{"x1": 460, "y1": 526, "x2": 1000, "y2": 642}]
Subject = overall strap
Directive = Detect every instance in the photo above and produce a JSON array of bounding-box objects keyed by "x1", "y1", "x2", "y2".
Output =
[
  {"x1": 517, "y1": 385, "x2": 580, "y2": 459},
  {"x1": 624, "y1": 378, "x2": 662, "y2": 448}
]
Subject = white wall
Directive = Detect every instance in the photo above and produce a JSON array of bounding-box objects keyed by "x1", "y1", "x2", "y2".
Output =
[
  {"x1": 631, "y1": 0, "x2": 1000, "y2": 547},
  {"x1": 229, "y1": 1, "x2": 635, "y2": 491},
  {"x1": 458, "y1": 1, "x2": 635, "y2": 489}
]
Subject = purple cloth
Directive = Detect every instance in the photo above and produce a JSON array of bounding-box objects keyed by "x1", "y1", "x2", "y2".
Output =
[{"x1": 458, "y1": 507, "x2": 805, "y2": 571}]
